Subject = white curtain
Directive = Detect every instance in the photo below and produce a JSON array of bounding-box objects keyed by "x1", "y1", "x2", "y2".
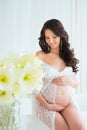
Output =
[{"x1": 71, "y1": 0, "x2": 87, "y2": 93}]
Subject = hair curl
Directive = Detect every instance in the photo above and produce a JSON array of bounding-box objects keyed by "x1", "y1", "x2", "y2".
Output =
[{"x1": 39, "y1": 19, "x2": 79, "y2": 73}]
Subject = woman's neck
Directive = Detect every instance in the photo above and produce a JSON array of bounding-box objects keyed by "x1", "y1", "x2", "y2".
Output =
[{"x1": 50, "y1": 48, "x2": 59, "y2": 56}]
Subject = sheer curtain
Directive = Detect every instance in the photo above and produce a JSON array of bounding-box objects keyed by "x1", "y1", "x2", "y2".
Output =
[{"x1": 71, "y1": 0, "x2": 87, "y2": 93}]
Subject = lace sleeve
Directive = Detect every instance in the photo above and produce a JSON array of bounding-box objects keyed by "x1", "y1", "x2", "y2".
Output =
[
  {"x1": 32, "y1": 77, "x2": 52, "y2": 97},
  {"x1": 32, "y1": 89, "x2": 40, "y2": 96},
  {"x1": 32, "y1": 77, "x2": 45, "y2": 96},
  {"x1": 42, "y1": 77, "x2": 49, "y2": 86}
]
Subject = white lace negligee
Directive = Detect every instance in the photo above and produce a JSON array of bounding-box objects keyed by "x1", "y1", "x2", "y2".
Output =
[{"x1": 32, "y1": 62, "x2": 77, "y2": 130}]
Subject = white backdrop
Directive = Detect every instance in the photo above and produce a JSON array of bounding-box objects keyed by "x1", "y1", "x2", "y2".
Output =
[
  {"x1": 0, "y1": 0, "x2": 74, "y2": 55},
  {"x1": 0, "y1": 0, "x2": 87, "y2": 92},
  {"x1": 0, "y1": 0, "x2": 87, "y2": 129}
]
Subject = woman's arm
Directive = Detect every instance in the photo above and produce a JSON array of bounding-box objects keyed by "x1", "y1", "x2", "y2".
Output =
[
  {"x1": 35, "y1": 92, "x2": 65, "y2": 111},
  {"x1": 61, "y1": 76, "x2": 78, "y2": 87},
  {"x1": 35, "y1": 93, "x2": 49, "y2": 109}
]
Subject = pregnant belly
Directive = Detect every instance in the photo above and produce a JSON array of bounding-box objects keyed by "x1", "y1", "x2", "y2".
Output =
[{"x1": 55, "y1": 86, "x2": 71, "y2": 107}]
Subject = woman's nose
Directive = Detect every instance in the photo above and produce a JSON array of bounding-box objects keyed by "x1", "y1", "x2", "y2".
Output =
[{"x1": 49, "y1": 37, "x2": 53, "y2": 43}]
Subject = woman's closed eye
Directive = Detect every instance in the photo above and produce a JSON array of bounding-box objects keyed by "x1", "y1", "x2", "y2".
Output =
[
  {"x1": 52, "y1": 35, "x2": 57, "y2": 39},
  {"x1": 45, "y1": 35, "x2": 57, "y2": 40}
]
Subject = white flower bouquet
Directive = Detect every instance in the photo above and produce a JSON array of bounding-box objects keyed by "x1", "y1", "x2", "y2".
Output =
[
  {"x1": 0, "y1": 53, "x2": 43, "y2": 105},
  {"x1": 0, "y1": 53, "x2": 44, "y2": 129}
]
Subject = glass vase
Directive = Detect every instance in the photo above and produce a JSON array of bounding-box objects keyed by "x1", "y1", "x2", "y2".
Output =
[{"x1": 0, "y1": 100, "x2": 21, "y2": 130}]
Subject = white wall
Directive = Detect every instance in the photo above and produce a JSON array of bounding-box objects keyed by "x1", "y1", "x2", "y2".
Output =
[
  {"x1": 29, "y1": 0, "x2": 73, "y2": 51},
  {"x1": 0, "y1": 0, "x2": 87, "y2": 92},
  {"x1": 0, "y1": 0, "x2": 32, "y2": 55},
  {"x1": 0, "y1": 0, "x2": 73, "y2": 55}
]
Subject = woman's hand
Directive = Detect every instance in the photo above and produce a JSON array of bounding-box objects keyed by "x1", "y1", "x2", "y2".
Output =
[
  {"x1": 52, "y1": 76, "x2": 78, "y2": 87},
  {"x1": 52, "y1": 76, "x2": 67, "y2": 86},
  {"x1": 47, "y1": 103, "x2": 65, "y2": 112}
]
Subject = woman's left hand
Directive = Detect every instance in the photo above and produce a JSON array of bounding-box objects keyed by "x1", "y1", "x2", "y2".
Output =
[{"x1": 52, "y1": 76, "x2": 78, "y2": 87}]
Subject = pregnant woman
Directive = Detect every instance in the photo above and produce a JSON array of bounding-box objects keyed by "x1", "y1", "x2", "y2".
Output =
[{"x1": 32, "y1": 19, "x2": 86, "y2": 130}]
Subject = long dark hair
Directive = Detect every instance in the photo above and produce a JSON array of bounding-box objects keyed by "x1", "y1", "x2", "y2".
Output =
[{"x1": 39, "y1": 19, "x2": 79, "y2": 73}]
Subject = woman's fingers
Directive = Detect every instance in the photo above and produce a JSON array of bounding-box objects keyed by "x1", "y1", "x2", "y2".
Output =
[
  {"x1": 52, "y1": 78, "x2": 63, "y2": 86},
  {"x1": 55, "y1": 105, "x2": 65, "y2": 111},
  {"x1": 49, "y1": 104, "x2": 65, "y2": 111}
]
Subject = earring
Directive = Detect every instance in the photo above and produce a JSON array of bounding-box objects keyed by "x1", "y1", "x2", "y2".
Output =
[
  {"x1": 48, "y1": 46, "x2": 50, "y2": 51},
  {"x1": 60, "y1": 41, "x2": 62, "y2": 52}
]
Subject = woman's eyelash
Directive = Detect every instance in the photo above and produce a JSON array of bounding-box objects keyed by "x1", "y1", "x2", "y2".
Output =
[
  {"x1": 45, "y1": 36, "x2": 57, "y2": 39},
  {"x1": 53, "y1": 36, "x2": 57, "y2": 38}
]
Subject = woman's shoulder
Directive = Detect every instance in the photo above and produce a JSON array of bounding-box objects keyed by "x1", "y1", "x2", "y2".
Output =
[
  {"x1": 35, "y1": 50, "x2": 44, "y2": 60},
  {"x1": 36, "y1": 50, "x2": 42, "y2": 56}
]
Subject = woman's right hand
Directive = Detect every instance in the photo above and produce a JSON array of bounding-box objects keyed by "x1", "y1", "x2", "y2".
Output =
[
  {"x1": 52, "y1": 77, "x2": 64, "y2": 86},
  {"x1": 47, "y1": 103, "x2": 65, "y2": 112}
]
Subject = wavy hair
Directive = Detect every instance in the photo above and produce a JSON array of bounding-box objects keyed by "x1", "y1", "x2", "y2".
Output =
[{"x1": 39, "y1": 19, "x2": 79, "y2": 73}]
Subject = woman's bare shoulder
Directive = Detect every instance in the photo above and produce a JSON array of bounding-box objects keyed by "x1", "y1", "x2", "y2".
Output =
[
  {"x1": 35, "y1": 50, "x2": 44, "y2": 60},
  {"x1": 36, "y1": 50, "x2": 42, "y2": 56}
]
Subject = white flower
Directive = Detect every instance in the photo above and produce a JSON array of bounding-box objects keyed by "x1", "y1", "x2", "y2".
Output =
[
  {"x1": 0, "y1": 90, "x2": 14, "y2": 105},
  {"x1": 0, "y1": 53, "x2": 43, "y2": 104},
  {"x1": 19, "y1": 56, "x2": 43, "y2": 94},
  {"x1": 0, "y1": 68, "x2": 14, "y2": 91}
]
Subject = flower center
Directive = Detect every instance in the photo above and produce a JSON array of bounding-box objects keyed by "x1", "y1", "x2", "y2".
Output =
[
  {"x1": 24, "y1": 73, "x2": 32, "y2": 81},
  {"x1": 0, "y1": 74, "x2": 8, "y2": 84},
  {"x1": 0, "y1": 90, "x2": 6, "y2": 96}
]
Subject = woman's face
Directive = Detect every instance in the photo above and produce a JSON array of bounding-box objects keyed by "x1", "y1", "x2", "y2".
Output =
[{"x1": 45, "y1": 29, "x2": 60, "y2": 49}]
